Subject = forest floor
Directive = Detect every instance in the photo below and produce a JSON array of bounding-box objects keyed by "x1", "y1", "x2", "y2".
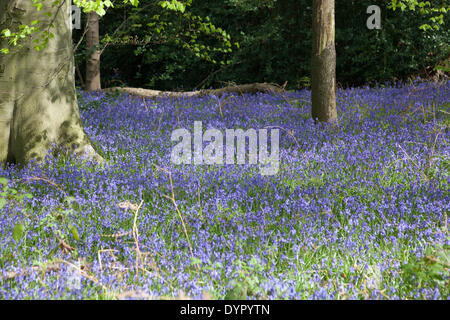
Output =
[{"x1": 0, "y1": 80, "x2": 449, "y2": 299}]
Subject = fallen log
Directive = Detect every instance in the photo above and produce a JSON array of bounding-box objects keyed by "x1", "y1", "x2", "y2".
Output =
[
  {"x1": 204, "y1": 82, "x2": 286, "y2": 96},
  {"x1": 102, "y1": 87, "x2": 200, "y2": 98},
  {"x1": 102, "y1": 82, "x2": 286, "y2": 98}
]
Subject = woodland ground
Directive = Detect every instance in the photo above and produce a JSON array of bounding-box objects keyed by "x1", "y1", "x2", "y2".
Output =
[{"x1": 0, "y1": 80, "x2": 449, "y2": 299}]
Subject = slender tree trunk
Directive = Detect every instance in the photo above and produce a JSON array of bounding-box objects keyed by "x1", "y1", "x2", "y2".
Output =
[
  {"x1": 0, "y1": 0, "x2": 102, "y2": 165},
  {"x1": 85, "y1": 11, "x2": 101, "y2": 91},
  {"x1": 311, "y1": 0, "x2": 337, "y2": 123}
]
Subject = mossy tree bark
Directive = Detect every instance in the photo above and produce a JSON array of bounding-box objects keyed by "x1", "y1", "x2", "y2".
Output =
[
  {"x1": 85, "y1": 10, "x2": 101, "y2": 91},
  {"x1": 0, "y1": 0, "x2": 102, "y2": 165},
  {"x1": 311, "y1": 0, "x2": 337, "y2": 123}
]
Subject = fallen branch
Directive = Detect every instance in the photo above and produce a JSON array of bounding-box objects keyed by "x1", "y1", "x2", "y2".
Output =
[
  {"x1": 102, "y1": 82, "x2": 286, "y2": 98},
  {"x1": 204, "y1": 82, "x2": 286, "y2": 96}
]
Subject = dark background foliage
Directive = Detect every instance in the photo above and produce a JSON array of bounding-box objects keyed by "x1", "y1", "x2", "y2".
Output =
[{"x1": 73, "y1": 0, "x2": 450, "y2": 90}]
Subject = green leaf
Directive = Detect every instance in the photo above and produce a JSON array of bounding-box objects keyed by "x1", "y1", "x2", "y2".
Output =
[
  {"x1": 34, "y1": 3, "x2": 43, "y2": 11},
  {"x1": 71, "y1": 226, "x2": 80, "y2": 241},
  {"x1": 224, "y1": 283, "x2": 247, "y2": 300},
  {"x1": 0, "y1": 177, "x2": 7, "y2": 185},
  {"x1": 190, "y1": 257, "x2": 202, "y2": 265},
  {"x1": 0, "y1": 198, "x2": 6, "y2": 210},
  {"x1": 64, "y1": 196, "x2": 76, "y2": 204},
  {"x1": 2, "y1": 29, "x2": 11, "y2": 37},
  {"x1": 13, "y1": 223, "x2": 25, "y2": 242},
  {"x1": 128, "y1": 0, "x2": 139, "y2": 7}
]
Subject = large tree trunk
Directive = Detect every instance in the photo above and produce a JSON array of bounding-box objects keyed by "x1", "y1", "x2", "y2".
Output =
[
  {"x1": 85, "y1": 11, "x2": 101, "y2": 91},
  {"x1": 311, "y1": 0, "x2": 337, "y2": 123},
  {"x1": 0, "y1": 0, "x2": 102, "y2": 165}
]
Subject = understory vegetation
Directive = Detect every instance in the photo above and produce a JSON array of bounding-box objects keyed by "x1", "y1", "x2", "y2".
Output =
[
  {"x1": 90, "y1": 0, "x2": 450, "y2": 90},
  {"x1": 0, "y1": 80, "x2": 449, "y2": 299}
]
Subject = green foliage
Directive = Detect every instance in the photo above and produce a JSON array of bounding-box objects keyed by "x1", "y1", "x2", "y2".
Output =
[
  {"x1": 400, "y1": 240, "x2": 450, "y2": 298},
  {"x1": 158, "y1": 0, "x2": 189, "y2": 13},
  {"x1": 225, "y1": 0, "x2": 275, "y2": 11},
  {"x1": 12, "y1": 223, "x2": 25, "y2": 242},
  {"x1": 94, "y1": 0, "x2": 449, "y2": 90},
  {"x1": 1, "y1": 23, "x2": 41, "y2": 52},
  {"x1": 0, "y1": 176, "x2": 81, "y2": 260},
  {"x1": 0, "y1": 177, "x2": 32, "y2": 243},
  {"x1": 435, "y1": 59, "x2": 450, "y2": 73},
  {"x1": 82, "y1": 0, "x2": 234, "y2": 90},
  {"x1": 71, "y1": 225, "x2": 81, "y2": 241},
  {"x1": 336, "y1": 0, "x2": 449, "y2": 86},
  {"x1": 389, "y1": 0, "x2": 449, "y2": 30},
  {"x1": 1, "y1": 0, "x2": 135, "y2": 54},
  {"x1": 0, "y1": 177, "x2": 33, "y2": 210},
  {"x1": 73, "y1": 0, "x2": 115, "y2": 15},
  {"x1": 1, "y1": 0, "x2": 448, "y2": 87},
  {"x1": 224, "y1": 257, "x2": 264, "y2": 299},
  {"x1": 224, "y1": 283, "x2": 247, "y2": 300}
]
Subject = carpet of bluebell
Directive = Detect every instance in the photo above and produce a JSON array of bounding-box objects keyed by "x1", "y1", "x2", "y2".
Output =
[{"x1": 0, "y1": 80, "x2": 449, "y2": 299}]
